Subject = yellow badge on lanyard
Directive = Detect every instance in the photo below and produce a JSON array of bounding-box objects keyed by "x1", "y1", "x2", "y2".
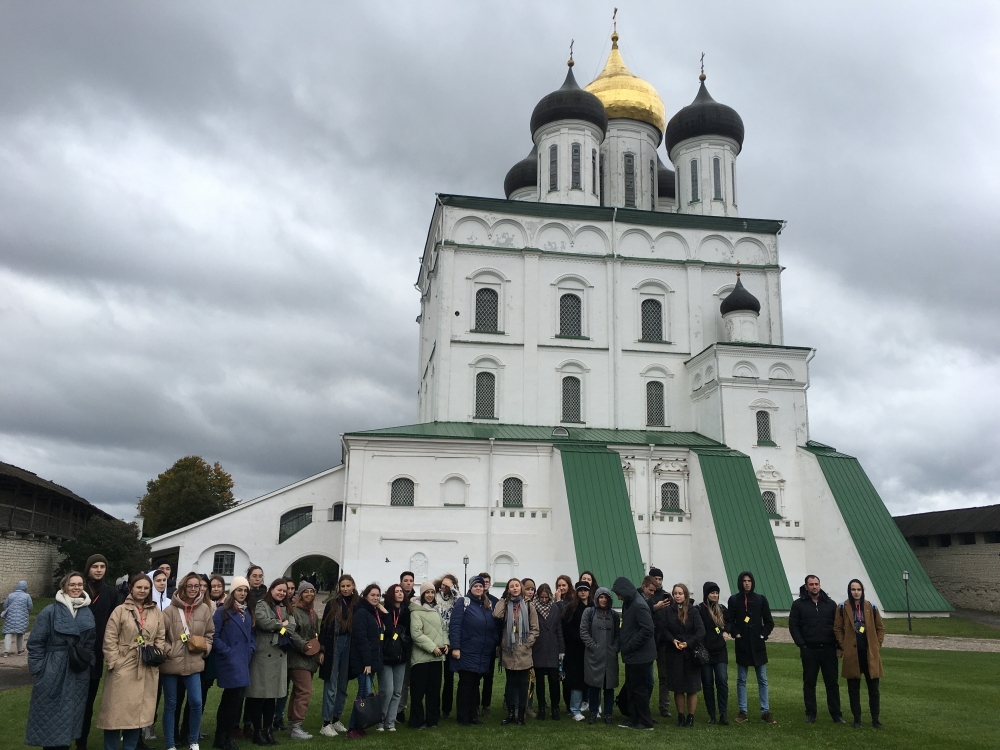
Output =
[
  {"x1": 393, "y1": 633, "x2": 399, "y2": 641},
  {"x1": 715, "y1": 627, "x2": 721, "y2": 634},
  {"x1": 744, "y1": 616, "x2": 751, "y2": 623},
  {"x1": 380, "y1": 633, "x2": 384, "y2": 641},
  {"x1": 137, "y1": 636, "x2": 145, "y2": 645},
  {"x1": 180, "y1": 633, "x2": 188, "y2": 643},
  {"x1": 859, "y1": 626, "x2": 865, "y2": 633}
]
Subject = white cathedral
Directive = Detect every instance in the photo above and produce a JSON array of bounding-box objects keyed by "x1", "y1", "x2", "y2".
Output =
[{"x1": 151, "y1": 31, "x2": 949, "y2": 614}]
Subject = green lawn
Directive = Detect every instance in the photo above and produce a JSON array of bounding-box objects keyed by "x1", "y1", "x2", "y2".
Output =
[
  {"x1": 3, "y1": 643, "x2": 998, "y2": 750},
  {"x1": 772, "y1": 614, "x2": 1000, "y2": 639}
]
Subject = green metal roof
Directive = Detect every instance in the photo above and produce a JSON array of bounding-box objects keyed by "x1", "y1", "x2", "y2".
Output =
[
  {"x1": 802, "y1": 442, "x2": 952, "y2": 612},
  {"x1": 692, "y1": 447, "x2": 792, "y2": 608},
  {"x1": 559, "y1": 448, "x2": 646, "y2": 589},
  {"x1": 347, "y1": 422, "x2": 723, "y2": 447},
  {"x1": 439, "y1": 194, "x2": 785, "y2": 236}
]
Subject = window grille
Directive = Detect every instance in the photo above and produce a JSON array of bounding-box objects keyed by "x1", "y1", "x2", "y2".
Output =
[
  {"x1": 640, "y1": 298, "x2": 663, "y2": 341},
  {"x1": 475, "y1": 371, "x2": 496, "y2": 419},
  {"x1": 762, "y1": 491, "x2": 778, "y2": 515},
  {"x1": 475, "y1": 287, "x2": 499, "y2": 331},
  {"x1": 332, "y1": 503, "x2": 344, "y2": 522},
  {"x1": 279, "y1": 507, "x2": 313, "y2": 543},
  {"x1": 571, "y1": 143, "x2": 581, "y2": 189},
  {"x1": 549, "y1": 145, "x2": 558, "y2": 191},
  {"x1": 713, "y1": 157, "x2": 723, "y2": 200},
  {"x1": 559, "y1": 293, "x2": 582, "y2": 336},
  {"x1": 592, "y1": 149, "x2": 597, "y2": 194},
  {"x1": 661, "y1": 482, "x2": 680, "y2": 511},
  {"x1": 390, "y1": 478, "x2": 415, "y2": 506},
  {"x1": 732, "y1": 162, "x2": 737, "y2": 204},
  {"x1": 213, "y1": 551, "x2": 235, "y2": 576},
  {"x1": 690, "y1": 159, "x2": 699, "y2": 202},
  {"x1": 650, "y1": 159, "x2": 656, "y2": 210},
  {"x1": 503, "y1": 477, "x2": 523, "y2": 507},
  {"x1": 756, "y1": 411, "x2": 772, "y2": 443},
  {"x1": 562, "y1": 376, "x2": 581, "y2": 422},
  {"x1": 624, "y1": 153, "x2": 636, "y2": 207},
  {"x1": 646, "y1": 381, "x2": 665, "y2": 426},
  {"x1": 599, "y1": 153, "x2": 605, "y2": 206}
]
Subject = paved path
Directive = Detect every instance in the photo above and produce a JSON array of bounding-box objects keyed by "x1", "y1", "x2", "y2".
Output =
[{"x1": 770, "y1": 626, "x2": 1000, "y2": 653}]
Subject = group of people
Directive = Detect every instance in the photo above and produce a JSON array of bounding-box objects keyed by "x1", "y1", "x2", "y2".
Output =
[{"x1": 13, "y1": 556, "x2": 888, "y2": 750}]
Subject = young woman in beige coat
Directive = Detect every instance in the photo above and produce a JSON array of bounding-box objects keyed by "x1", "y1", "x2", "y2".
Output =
[
  {"x1": 833, "y1": 579, "x2": 885, "y2": 729},
  {"x1": 493, "y1": 578, "x2": 539, "y2": 726},
  {"x1": 98, "y1": 573, "x2": 166, "y2": 750}
]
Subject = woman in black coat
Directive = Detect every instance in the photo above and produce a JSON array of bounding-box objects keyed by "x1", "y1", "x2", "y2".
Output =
[
  {"x1": 346, "y1": 584, "x2": 384, "y2": 738},
  {"x1": 531, "y1": 584, "x2": 564, "y2": 720},
  {"x1": 657, "y1": 583, "x2": 705, "y2": 727},
  {"x1": 697, "y1": 582, "x2": 730, "y2": 725},
  {"x1": 560, "y1": 581, "x2": 591, "y2": 719}
]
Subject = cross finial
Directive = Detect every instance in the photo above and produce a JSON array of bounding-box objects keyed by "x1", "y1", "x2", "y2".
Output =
[
  {"x1": 736, "y1": 260, "x2": 741, "y2": 278},
  {"x1": 613, "y1": 7, "x2": 617, "y2": 33},
  {"x1": 568, "y1": 39, "x2": 574, "y2": 67},
  {"x1": 699, "y1": 52, "x2": 706, "y2": 82}
]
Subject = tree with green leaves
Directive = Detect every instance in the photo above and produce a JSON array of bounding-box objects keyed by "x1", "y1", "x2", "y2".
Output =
[
  {"x1": 56, "y1": 516, "x2": 151, "y2": 583},
  {"x1": 139, "y1": 456, "x2": 237, "y2": 537}
]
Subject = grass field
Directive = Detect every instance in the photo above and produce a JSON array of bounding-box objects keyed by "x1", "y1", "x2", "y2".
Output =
[
  {"x1": 3, "y1": 643, "x2": 997, "y2": 750},
  {"x1": 27, "y1": 598, "x2": 54, "y2": 631},
  {"x1": 771, "y1": 614, "x2": 1000, "y2": 639}
]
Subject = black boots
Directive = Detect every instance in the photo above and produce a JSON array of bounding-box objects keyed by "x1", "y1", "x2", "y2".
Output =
[
  {"x1": 719, "y1": 712, "x2": 729, "y2": 726},
  {"x1": 707, "y1": 714, "x2": 716, "y2": 725},
  {"x1": 677, "y1": 713, "x2": 686, "y2": 727},
  {"x1": 537, "y1": 702, "x2": 546, "y2": 720},
  {"x1": 251, "y1": 730, "x2": 267, "y2": 746},
  {"x1": 685, "y1": 714, "x2": 695, "y2": 728},
  {"x1": 551, "y1": 706, "x2": 560, "y2": 720},
  {"x1": 224, "y1": 733, "x2": 240, "y2": 750},
  {"x1": 501, "y1": 709, "x2": 517, "y2": 725},
  {"x1": 517, "y1": 708, "x2": 526, "y2": 726},
  {"x1": 213, "y1": 732, "x2": 225, "y2": 749},
  {"x1": 262, "y1": 727, "x2": 278, "y2": 746}
]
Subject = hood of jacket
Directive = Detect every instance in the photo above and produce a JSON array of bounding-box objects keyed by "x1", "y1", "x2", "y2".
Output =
[
  {"x1": 593, "y1": 586, "x2": 614, "y2": 610},
  {"x1": 15, "y1": 580, "x2": 28, "y2": 592},
  {"x1": 611, "y1": 577, "x2": 637, "y2": 604},
  {"x1": 409, "y1": 597, "x2": 433, "y2": 614},
  {"x1": 356, "y1": 598, "x2": 377, "y2": 617},
  {"x1": 736, "y1": 571, "x2": 756, "y2": 594},
  {"x1": 798, "y1": 584, "x2": 831, "y2": 602}
]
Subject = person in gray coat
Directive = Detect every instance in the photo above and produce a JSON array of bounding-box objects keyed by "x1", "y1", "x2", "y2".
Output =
[
  {"x1": 246, "y1": 579, "x2": 295, "y2": 745},
  {"x1": 25, "y1": 572, "x2": 96, "y2": 750},
  {"x1": 3, "y1": 580, "x2": 32, "y2": 656},
  {"x1": 579, "y1": 587, "x2": 619, "y2": 725},
  {"x1": 612, "y1": 576, "x2": 656, "y2": 730}
]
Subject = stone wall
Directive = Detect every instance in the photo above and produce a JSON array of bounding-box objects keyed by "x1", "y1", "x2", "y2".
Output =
[
  {"x1": 911, "y1": 536, "x2": 1000, "y2": 612},
  {"x1": 0, "y1": 535, "x2": 61, "y2": 599}
]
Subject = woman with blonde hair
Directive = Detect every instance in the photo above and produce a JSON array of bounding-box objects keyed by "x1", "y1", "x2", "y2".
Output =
[
  {"x1": 657, "y1": 583, "x2": 705, "y2": 727},
  {"x1": 493, "y1": 578, "x2": 539, "y2": 725}
]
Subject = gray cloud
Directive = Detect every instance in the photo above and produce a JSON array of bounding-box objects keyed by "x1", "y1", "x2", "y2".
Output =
[{"x1": 1, "y1": 1, "x2": 998, "y2": 519}]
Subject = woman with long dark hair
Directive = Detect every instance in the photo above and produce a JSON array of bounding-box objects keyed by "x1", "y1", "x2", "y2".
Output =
[
  {"x1": 659, "y1": 583, "x2": 705, "y2": 727},
  {"x1": 246, "y1": 579, "x2": 294, "y2": 745},
  {"x1": 492, "y1": 578, "x2": 539, "y2": 725},
  {"x1": 561, "y1": 581, "x2": 591, "y2": 719},
  {"x1": 212, "y1": 577, "x2": 256, "y2": 750},
  {"x1": 834, "y1": 579, "x2": 885, "y2": 729},
  {"x1": 318, "y1": 574, "x2": 359, "y2": 736},
  {"x1": 377, "y1": 584, "x2": 410, "y2": 731},
  {"x1": 697, "y1": 582, "x2": 730, "y2": 725},
  {"x1": 345, "y1": 584, "x2": 383, "y2": 738},
  {"x1": 530, "y1": 583, "x2": 563, "y2": 721},
  {"x1": 409, "y1": 582, "x2": 447, "y2": 729}
]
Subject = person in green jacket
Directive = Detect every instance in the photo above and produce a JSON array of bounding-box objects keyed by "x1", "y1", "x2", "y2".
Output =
[
  {"x1": 408, "y1": 582, "x2": 447, "y2": 729},
  {"x1": 287, "y1": 581, "x2": 321, "y2": 740}
]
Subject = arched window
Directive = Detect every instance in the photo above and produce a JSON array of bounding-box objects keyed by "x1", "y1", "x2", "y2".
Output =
[
  {"x1": 650, "y1": 159, "x2": 656, "y2": 210},
  {"x1": 331, "y1": 503, "x2": 344, "y2": 522},
  {"x1": 212, "y1": 551, "x2": 235, "y2": 576},
  {"x1": 279, "y1": 506, "x2": 312, "y2": 544},
  {"x1": 559, "y1": 293, "x2": 582, "y2": 337},
  {"x1": 562, "y1": 376, "x2": 581, "y2": 422},
  {"x1": 493, "y1": 554, "x2": 514, "y2": 583},
  {"x1": 756, "y1": 411, "x2": 773, "y2": 444},
  {"x1": 475, "y1": 287, "x2": 499, "y2": 332},
  {"x1": 713, "y1": 157, "x2": 723, "y2": 200},
  {"x1": 503, "y1": 478, "x2": 523, "y2": 508},
  {"x1": 475, "y1": 371, "x2": 496, "y2": 419},
  {"x1": 571, "y1": 143, "x2": 582, "y2": 189},
  {"x1": 661, "y1": 482, "x2": 680, "y2": 512},
  {"x1": 646, "y1": 381, "x2": 665, "y2": 427},
  {"x1": 442, "y1": 476, "x2": 466, "y2": 506},
  {"x1": 640, "y1": 298, "x2": 663, "y2": 341},
  {"x1": 690, "y1": 159, "x2": 700, "y2": 202},
  {"x1": 390, "y1": 478, "x2": 415, "y2": 506},
  {"x1": 762, "y1": 491, "x2": 778, "y2": 515},
  {"x1": 549, "y1": 145, "x2": 558, "y2": 192},
  {"x1": 624, "y1": 153, "x2": 636, "y2": 207}
]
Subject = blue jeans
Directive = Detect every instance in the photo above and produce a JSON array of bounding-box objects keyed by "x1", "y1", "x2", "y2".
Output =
[
  {"x1": 322, "y1": 634, "x2": 351, "y2": 722},
  {"x1": 163, "y1": 673, "x2": 203, "y2": 748},
  {"x1": 701, "y1": 662, "x2": 729, "y2": 719},
  {"x1": 348, "y1": 673, "x2": 372, "y2": 730},
  {"x1": 104, "y1": 728, "x2": 140, "y2": 750},
  {"x1": 737, "y1": 664, "x2": 769, "y2": 713},
  {"x1": 569, "y1": 688, "x2": 583, "y2": 716},
  {"x1": 379, "y1": 663, "x2": 406, "y2": 728}
]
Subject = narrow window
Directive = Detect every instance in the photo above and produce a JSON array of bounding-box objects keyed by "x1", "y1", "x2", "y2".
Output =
[
  {"x1": 592, "y1": 149, "x2": 597, "y2": 194},
  {"x1": 650, "y1": 159, "x2": 656, "y2": 210},
  {"x1": 938, "y1": 534, "x2": 951, "y2": 548},
  {"x1": 713, "y1": 157, "x2": 723, "y2": 200},
  {"x1": 503, "y1": 478, "x2": 523, "y2": 508},
  {"x1": 390, "y1": 478, "x2": 415, "y2": 506},
  {"x1": 474, "y1": 371, "x2": 496, "y2": 419},
  {"x1": 212, "y1": 551, "x2": 235, "y2": 576},
  {"x1": 646, "y1": 381, "x2": 665, "y2": 426},
  {"x1": 559, "y1": 293, "x2": 582, "y2": 336},
  {"x1": 624, "y1": 153, "x2": 636, "y2": 207},
  {"x1": 599, "y1": 153, "x2": 605, "y2": 206},
  {"x1": 762, "y1": 491, "x2": 778, "y2": 515},
  {"x1": 549, "y1": 145, "x2": 558, "y2": 192},
  {"x1": 913, "y1": 536, "x2": 929, "y2": 548},
  {"x1": 756, "y1": 411, "x2": 773, "y2": 444},
  {"x1": 474, "y1": 287, "x2": 499, "y2": 332},
  {"x1": 731, "y1": 162, "x2": 737, "y2": 205},
  {"x1": 332, "y1": 503, "x2": 344, "y2": 522},
  {"x1": 690, "y1": 159, "x2": 699, "y2": 202},
  {"x1": 660, "y1": 482, "x2": 680, "y2": 512},
  {"x1": 571, "y1": 143, "x2": 581, "y2": 189},
  {"x1": 640, "y1": 298, "x2": 663, "y2": 341},
  {"x1": 279, "y1": 506, "x2": 313, "y2": 543},
  {"x1": 561, "y1": 376, "x2": 581, "y2": 422},
  {"x1": 959, "y1": 533, "x2": 977, "y2": 545}
]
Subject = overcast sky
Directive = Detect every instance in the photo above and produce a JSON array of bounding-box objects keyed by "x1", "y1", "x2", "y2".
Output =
[{"x1": 2, "y1": 1, "x2": 999, "y2": 521}]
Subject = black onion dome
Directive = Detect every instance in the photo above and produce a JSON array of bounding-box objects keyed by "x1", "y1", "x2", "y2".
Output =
[
  {"x1": 530, "y1": 64, "x2": 608, "y2": 138},
  {"x1": 720, "y1": 276, "x2": 760, "y2": 315},
  {"x1": 656, "y1": 155, "x2": 675, "y2": 200},
  {"x1": 665, "y1": 79, "x2": 744, "y2": 155},
  {"x1": 504, "y1": 145, "x2": 538, "y2": 198}
]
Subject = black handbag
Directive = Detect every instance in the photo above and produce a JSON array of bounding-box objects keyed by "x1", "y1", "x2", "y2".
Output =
[
  {"x1": 130, "y1": 609, "x2": 165, "y2": 667},
  {"x1": 68, "y1": 638, "x2": 93, "y2": 673},
  {"x1": 693, "y1": 643, "x2": 711, "y2": 666},
  {"x1": 351, "y1": 676, "x2": 382, "y2": 729}
]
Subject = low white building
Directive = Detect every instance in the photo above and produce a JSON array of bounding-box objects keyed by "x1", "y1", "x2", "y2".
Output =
[{"x1": 152, "y1": 31, "x2": 949, "y2": 615}]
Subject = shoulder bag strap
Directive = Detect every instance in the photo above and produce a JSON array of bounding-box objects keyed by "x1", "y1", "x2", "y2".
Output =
[{"x1": 177, "y1": 607, "x2": 191, "y2": 637}]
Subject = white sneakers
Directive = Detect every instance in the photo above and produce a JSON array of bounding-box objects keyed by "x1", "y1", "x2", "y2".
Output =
[
  {"x1": 320, "y1": 725, "x2": 337, "y2": 737},
  {"x1": 332, "y1": 721, "x2": 347, "y2": 734},
  {"x1": 289, "y1": 724, "x2": 312, "y2": 740},
  {"x1": 573, "y1": 713, "x2": 586, "y2": 721},
  {"x1": 190, "y1": 744, "x2": 200, "y2": 750}
]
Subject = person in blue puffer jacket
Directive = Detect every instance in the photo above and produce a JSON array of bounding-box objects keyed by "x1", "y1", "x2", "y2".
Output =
[
  {"x1": 448, "y1": 576, "x2": 497, "y2": 726},
  {"x1": 211, "y1": 576, "x2": 256, "y2": 750},
  {"x1": 3, "y1": 580, "x2": 32, "y2": 656}
]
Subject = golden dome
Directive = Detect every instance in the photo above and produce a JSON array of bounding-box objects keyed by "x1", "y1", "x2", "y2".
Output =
[{"x1": 585, "y1": 32, "x2": 666, "y2": 134}]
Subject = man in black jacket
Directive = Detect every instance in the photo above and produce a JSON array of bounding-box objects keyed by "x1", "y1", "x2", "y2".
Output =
[
  {"x1": 646, "y1": 568, "x2": 672, "y2": 717},
  {"x1": 725, "y1": 571, "x2": 777, "y2": 724},
  {"x1": 788, "y1": 575, "x2": 844, "y2": 724},
  {"x1": 77, "y1": 553, "x2": 121, "y2": 750},
  {"x1": 613, "y1": 576, "x2": 656, "y2": 730}
]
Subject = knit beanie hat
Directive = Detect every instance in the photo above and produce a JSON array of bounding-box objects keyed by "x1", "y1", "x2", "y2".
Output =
[
  {"x1": 296, "y1": 579, "x2": 316, "y2": 597},
  {"x1": 230, "y1": 576, "x2": 250, "y2": 593},
  {"x1": 648, "y1": 566, "x2": 664, "y2": 579},
  {"x1": 86, "y1": 554, "x2": 109, "y2": 576},
  {"x1": 469, "y1": 575, "x2": 486, "y2": 589},
  {"x1": 419, "y1": 581, "x2": 436, "y2": 597},
  {"x1": 703, "y1": 581, "x2": 720, "y2": 601}
]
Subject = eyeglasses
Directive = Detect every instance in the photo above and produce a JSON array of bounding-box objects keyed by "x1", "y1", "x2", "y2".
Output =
[{"x1": 185, "y1": 583, "x2": 201, "y2": 590}]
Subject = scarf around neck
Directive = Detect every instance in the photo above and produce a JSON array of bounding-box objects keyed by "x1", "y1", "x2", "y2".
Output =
[
  {"x1": 535, "y1": 599, "x2": 552, "y2": 619},
  {"x1": 56, "y1": 589, "x2": 91, "y2": 617},
  {"x1": 504, "y1": 595, "x2": 530, "y2": 654}
]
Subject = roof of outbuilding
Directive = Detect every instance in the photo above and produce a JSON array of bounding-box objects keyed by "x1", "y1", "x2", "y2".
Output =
[
  {"x1": 894, "y1": 504, "x2": 1000, "y2": 536},
  {"x1": 0, "y1": 461, "x2": 113, "y2": 517},
  {"x1": 530, "y1": 64, "x2": 608, "y2": 138}
]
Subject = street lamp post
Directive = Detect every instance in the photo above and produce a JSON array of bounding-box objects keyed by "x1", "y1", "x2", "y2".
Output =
[
  {"x1": 902, "y1": 570, "x2": 911, "y2": 631},
  {"x1": 463, "y1": 556, "x2": 470, "y2": 592}
]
